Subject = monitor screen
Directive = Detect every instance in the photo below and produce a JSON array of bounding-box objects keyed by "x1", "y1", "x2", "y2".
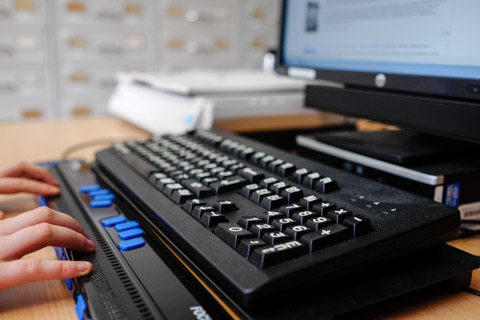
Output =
[
  {"x1": 278, "y1": 0, "x2": 480, "y2": 99},
  {"x1": 277, "y1": 0, "x2": 480, "y2": 142}
]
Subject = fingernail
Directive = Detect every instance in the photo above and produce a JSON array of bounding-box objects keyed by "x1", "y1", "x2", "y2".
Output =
[
  {"x1": 48, "y1": 186, "x2": 61, "y2": 193},
  {"x1": 87, "y1": 239, "x2": 95, "y2": 249},
  {"x1": 77, "y1": 262, "x2": 91, "y2": 273}
]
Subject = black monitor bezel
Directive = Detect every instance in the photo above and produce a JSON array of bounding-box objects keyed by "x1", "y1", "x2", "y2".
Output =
[{"x1": 276, "y1": 0, "x2": 480, "y2": 103}]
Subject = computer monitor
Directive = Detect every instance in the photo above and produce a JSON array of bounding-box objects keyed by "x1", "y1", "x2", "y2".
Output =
[{"x1": 276, "y1": 0, "x2": 480, "y2": 143}]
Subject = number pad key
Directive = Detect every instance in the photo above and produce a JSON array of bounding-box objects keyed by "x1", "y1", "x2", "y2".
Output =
[
  {"x1": 272, "y1": 218, "x2": 297, "y2": 231},
  {"x1": 215, "y1": 223, "x2": 254, "y2": 249},
  {"x1": 262, "y1": 231, "x2": 291, "y2": 244},
  {"x1": 237, "y1": 239, "x2": 268, "y2": 258},
  {"x1": 285, "y1": 225, "x2": 313, "y2": 240},
  {"x1": 300, "y1": 224, "x2": 351, "y2": 252},
  {"x1": 305, "y1": 216, "x2": 334, "y2": 231}
]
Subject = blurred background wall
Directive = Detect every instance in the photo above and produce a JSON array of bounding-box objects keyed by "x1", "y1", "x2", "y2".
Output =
[{"x1": 0, "y1": 0, "x2": 280, "y2": 122}]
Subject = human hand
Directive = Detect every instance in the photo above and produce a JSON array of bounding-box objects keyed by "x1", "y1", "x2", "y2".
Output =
[
  {"x1": 0, "y1": 206, "x2": 94, "y2": 290},
  {"x1": 0, "y1": 162, "x2": 60, "y2": 196}
]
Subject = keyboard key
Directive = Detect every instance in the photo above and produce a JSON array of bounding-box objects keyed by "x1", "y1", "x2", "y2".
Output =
[
  {"x1": 285, "y1": 225, "x2": 313, "y2": 240},
  {"x1": 215, "y1": 223, "x2": 254, "y2": 249},
  {"x1": 281, "y1": 186, "x2": 303, "y2": 204},
  {"x1": 262, "y1": 231, "x2": 290, "y2": 244},
  {"x1": 163, "y1": 183, "x2": 184, "y2": 196},
  {"x1": 102, "y1": 216, "x2": 127, "y2": 227},
  {"x1": 305, "y1": 216, "x2": 334, "y2": 231},
  {"x1": 314, "y1": 177, "x2": 340, "y2": 194},
  {"x1": 327, "y1": 208, "x2": 353, "y2": 224},
  {"x1": 183, "y1": 199, "x2": 206, "y2": 214},
  {"x1": 238, "y1": 216, "x2": 265, "y2": 229},
  {"x1": 239, "y1": 147, "x2": 255, "y2": 159},
  {"x1": 210, "y1": 167, "x2": 226, "y2": 176},
  {"x1": 237, "y1": 238, "x2": 267, "y2": 258},
  {"x1": 239, "y1": 168, "x2": 265, "y2": 183},
  {"x1": 210, "y1": 176, "x2": 248, "y2": 194},
  {"x1": 279, "y1": 204, "x2": 303, "y2": 217},
  {"x1": 260, "y1": 177, "x2": 279, "y2": 189},
  {"x1": 200, "y1": 211, "x2": 228, "y2": 228},
  {"x1": 89, "y1": 189, "x2": 111, "y2": 197},
  {"x1": 300, "y1": 224, "x2": 351, "y2": 252},
  {"x1": 202, "y1": 177, "x2": 219, "y2": 186},
  {"x1": 251, "y1": 152, "x2": 267, "y2": 165},
  {"x1": 278, "y1": 162, "x2": 296, "y2": 177},
  {"x1": 217, "y1": 171, "x2": 234, "y2": 179},
  {"x1": 259, "y1": 155, "x2": 275, "y2": 169},
  {"x1": 292, "y1": 210, "x2": 318, "y2": 224},
  {"x1": 270, "y1": 181, "x2": 290, "y2": 194},
  {"x1": 171, "y1": 189, "x2": 195, "y2": 204},
  {"x1": 303, "y1": 172, "x2": 322, "y2": 189},
  {"x1": 299, "y1": 195, "x2": 322, "y2": 210},
  {"x1": 213, "y1": 200, "x2": 238, "y2": 213},
  {"x1": 260, "y1": 195, "x2": 287, "y2": 210},
  {"x1": 93, "y1": 194, "x2": 115, "y2": 201},
  {"x1": 293, "y1": 168, "x2": 309, "y2": 184},
  {"x1": 312, "y1": 202, "x2": 337, "y2": 216},
  {"x1": 115, "y1": 220, "x2": 140, "y2": 232},
  {"x1": 80, "y1": 184, "x2": 100, "y2": 193},
  {"x1": 118, "y1": 228, "x2": 144, "y2": 240},
  {"x1": 343, "y1": 215, "x2": 373, "y2": 237},
  {"x1": 272, "y1": 218, "x2": 297, "y2": 231},
  {"x1": 249, "y1": 223, "x2": 277, "y2": 238},
  {"x1": 182, "y1": 179, "x2": 213, "y2": 198},
  {"x1": 191, "y1": 206, "x2": 215, "y2": 220},
  {"x1": 90, "y1": 199, "x2": 113, "y2": 208},
  {"x1": 241, "y1": 183, "x2": 260, "y2": 198},
  {"x1": 156, "y1": 178, "x2": 176, "y2": 190},
  {"x1": 261, "y1": 211, "x2": 285, "y2": 224},
  {"x1": 118, "y1": 238, "x2": 145, "y2": 251},
  {"x1": 250, "y1": 189, "x2": 273, "y2": 205},
  {"x1": 249, "y1": 240, "x2": 307, "y2": 269},
  {"x1": 229, "y1": 163, "x2": 245, "y2": 174},
  {"x1": 268, "y1": 159, "x2": 285, "y2": 173}
]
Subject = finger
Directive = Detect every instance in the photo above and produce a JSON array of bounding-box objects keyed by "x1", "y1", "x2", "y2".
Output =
[
  {"x1": 0, "y1": 206, "x2": 89, "y2": 238},
  {"x1": 0, "y1": 177, "x2": 60, "y2": 195},
  {"x1": 0, "y1": 162, "x2": 59, "y2": 185},
  {"x1": 0, "y1": 260, "x2": 92, "y2": 291},
  {"x1": 0, "y1": 223, "x2": 95, "y2": 260},
  {"x1": 0, "y1": 210, "x2": 4, "y2": 220}
]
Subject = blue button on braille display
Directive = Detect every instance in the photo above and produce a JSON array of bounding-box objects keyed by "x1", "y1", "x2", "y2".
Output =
[
  {"x1": 65, "y1": 278, "x2": 73, "y2": 291},
  {"x1": 89, "y1": 189, "x2": 110, "y2": 197},
  {"x1": 118, "y1": 238, "x2": 145, "y2": 251},
  {"x1": 115, "y1": 220, "x2": 139, "y2": 232},
  {"x1": 75, "y1": 294, "x2": 87, "y2": 320},
  {"x1": 101, "y1": 216, "x2": 127, "y2": 227},
  {"x1": 118, "y1": 228, "x2": 144, "y2": 240},
  {"x1": 90, "y1": 199, "x2": 113, "y2": 208},
  {"x1": 80, "y1": 185, "x2": 100, "y2": 193},
  {"x1": 93, "y1": 194, "x2": 115, "y2": 201}
]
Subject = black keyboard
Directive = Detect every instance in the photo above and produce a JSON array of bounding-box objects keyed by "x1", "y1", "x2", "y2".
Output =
[{"x1": 48, "y1": 129, "x2": 463, "y2": 318}]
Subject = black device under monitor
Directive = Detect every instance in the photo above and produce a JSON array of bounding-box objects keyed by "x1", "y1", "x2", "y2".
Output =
[{"x1": 276, "y1": 0, "x2": 480, "y2": 144}]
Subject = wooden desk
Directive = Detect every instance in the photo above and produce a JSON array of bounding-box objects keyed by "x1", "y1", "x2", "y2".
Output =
[{"x1": 0, "y1": 117, "x2": 478, "y2": 319}]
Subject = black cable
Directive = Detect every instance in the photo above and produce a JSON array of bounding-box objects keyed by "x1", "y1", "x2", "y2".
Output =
[
  {"x1": 466, "y1": 287, "x2": 480, "y2": 297},
  {"x1": 61, "y1": 137, "x2": 142, "y2": 160}
]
